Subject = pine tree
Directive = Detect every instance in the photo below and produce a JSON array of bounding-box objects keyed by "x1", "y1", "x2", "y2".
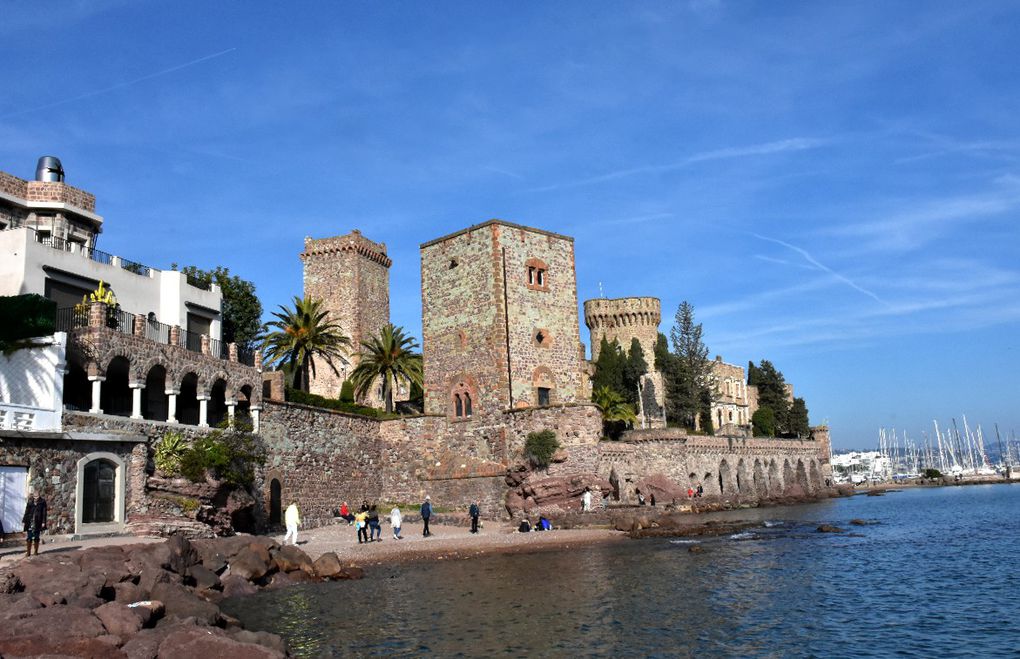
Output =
[
  {"x1": 592, "y1": 337, "x2": 626, "y2": 397},
  {"x1": 664, "y1": 301, "x2": 711, "y2": 430},
  {"x1": 621, "y1": 338, "x2": 648, "y2": 406}
]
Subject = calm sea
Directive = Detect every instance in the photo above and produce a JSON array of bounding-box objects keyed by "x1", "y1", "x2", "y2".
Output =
[{"x1": 223, "y1": 484, "x2": 1020, "y2": 657}]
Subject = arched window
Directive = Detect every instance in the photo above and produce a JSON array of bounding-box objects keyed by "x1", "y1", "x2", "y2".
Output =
[
  {"x1": 463, "y1": 392, "x2": 472, "y2": 416},
  {"x1": 450, "y1": 377, "x2": 477, "y2": 419},
  {"x1": 455, "y1": 393, "x2": 463, "y2": 417}
]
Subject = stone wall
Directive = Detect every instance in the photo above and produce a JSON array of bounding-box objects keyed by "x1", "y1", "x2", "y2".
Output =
[
  {"x1": 24, "y1": 180, "x2": 97, "y2": 212},
  {"x1": 300, "y1": 230, "x2": 391, "y2": 402},
  {"x1": 599, "y1": 428, "x2": 828, "y2": 504},
  {"x1": 420, "y1": 220, "x2": 586, "y2": 418}
]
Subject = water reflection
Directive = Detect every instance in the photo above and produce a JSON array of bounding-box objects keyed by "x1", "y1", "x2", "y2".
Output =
[{"x1": 224, "y1": 485, "x2": 1020, "y2": 657}]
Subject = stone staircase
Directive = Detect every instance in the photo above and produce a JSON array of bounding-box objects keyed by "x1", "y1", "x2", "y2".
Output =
[{"x1": 125, "y1": 515, "x2": 215, "y2": 539}]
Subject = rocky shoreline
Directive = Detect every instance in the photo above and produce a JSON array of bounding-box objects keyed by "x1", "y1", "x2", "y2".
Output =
[{"x1": 0, "y1": 534, "x2": 361, "y2": 657}]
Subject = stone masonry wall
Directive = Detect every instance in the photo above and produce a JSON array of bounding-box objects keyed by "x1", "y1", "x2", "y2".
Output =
[
  {"x1": 301, "y1": 230, "x2": 391, "y2": 402},
  {"x1": 583, "y1": 296, "x2": 661, "y2": 363},
  {"x1": 421, "y1": 220, "x2": 586, "y2": 418},
  {"x1": 599, "y1": 428, "x2": 827, "y2": 504}
]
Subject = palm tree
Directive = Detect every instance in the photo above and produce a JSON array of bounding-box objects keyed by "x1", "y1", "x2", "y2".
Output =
[
  {"x1": 349, "y1": 324, "x2": 424, "y2": 413},
  {"x1": 592, "y1": 385, "x2": 637, "y2": 439},
  {"x1": 262, "y1": 296, "x2": 351, "y2": 392}
]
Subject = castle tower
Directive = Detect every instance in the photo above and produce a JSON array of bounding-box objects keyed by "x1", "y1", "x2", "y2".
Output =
[
  {"x1": 583, "y1": 296, "x2": 665, "y2": 428},
  {"x1": 420, "y1": 220, "x2": 586, "y2": 419},
  {"x1": 300, "y1": 230, "x2": 391, "y2": 401}
]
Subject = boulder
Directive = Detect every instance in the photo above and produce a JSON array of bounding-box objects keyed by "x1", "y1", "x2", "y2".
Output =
[
  {"x1": 78, "y1": 546, "x2": 132, "y2": 588},
  {"x1": 229, "y1": 629, "x2": 288, "y2": 655},
  {"x1": 227, "y1": 546, "x2": 272, "y2": 581},
  {"x1": 264, "y1": 571, "x2": 297, "y2": 590},
  {"x1": 125, "y1": 599, "x2": 165, "y2": 627},
  {"x1": 220, "y1": 574, "x2": 258, "y2": 599},
  {"x1": 187, "y1": 564, "x2": 221, "y2": 591},
  {"x1": 0, "y1": 571, "x2": 24, "y2": 594},
  {"x1": 273, "y1": 545, "x2": 315, "y2": 575},
  {"x1": 338, "y1": 566, "x2": 365, "y2": 580},
  {"x1": 688, "y1": 545, "x2": 704, "y2": 554},
  {"x1": 12, "y1": 553, "x2": 96, "y2": 606},
  {"x1": 166, "y1": 534, "x2": 200, "y2": 574},
  {"x1": 634, "y1": 474, "x2": 690, "y2": 505},
  {"x1": 312, "y1": 552, "x2": 344, "y2": 579},
  {"x1": 138, "y1": 566, "x2": 179, "y2": 595},
  {"x1": 0, "y1": 634, "x2": 126, "y2": 658},
  {"x1": 0, "y1": 606, "x2": 107, "y2": 642},
  {"x1": 95, "y1": 601, "x2": 143, "y2": 638},
  {"x1": 114, "y1": 581, "x2": 149, "y2": 604},
  {"x1": 157, "y1": 627, "x2": 285, "y2": 658},
  {"x1": 150, "y1": 582, "x2": 221, "y2": 625},
  {"x1": 816, "y1": 524, "x2": 845, "y2": 533},
  {"x1": 0, "y1": 592, "x2": 42, "y2": 616}
]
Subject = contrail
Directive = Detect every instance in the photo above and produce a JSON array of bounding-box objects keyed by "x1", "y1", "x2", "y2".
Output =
[
  {"x1": 752, "y1": 232, "x2": 887, "y2": 305},
  {"x1": 1, "y1": 47, "x2": 236, "y2": 119}
]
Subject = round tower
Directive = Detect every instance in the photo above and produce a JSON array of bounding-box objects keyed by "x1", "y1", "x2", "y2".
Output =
[{"x1": 583, "y1": 297, "x2": 661, "y2": 362}]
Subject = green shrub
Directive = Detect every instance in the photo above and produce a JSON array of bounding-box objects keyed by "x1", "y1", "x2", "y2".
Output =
[
  {"x1": 178, "y1": 423, "x2": 266, "y2": 486},
  {"x1": 154, "y1": 431, "x2": 188, "y2": 476},
  {"x1": 525, "y1": 430, "x2": 560, "y2": 468},
  {"x1": 923, "y1": 468, "x2": 943, "y2": 479},
  {"x1": 339, "y1": 380, "x2": 355, "y2": 403},
  {"x1": 285, "y1": 387, "x2": 401, "y2": 419},
  {"x1": 0, "y1": 294, "x2": 56, "y2": 352},
  {"x1": 752, "y1": 408, "x2": 776, "y2": 437}
]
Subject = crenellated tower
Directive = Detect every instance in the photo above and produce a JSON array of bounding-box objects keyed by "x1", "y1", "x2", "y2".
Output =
[{"x1": 583, "y1": 297, "x2": 665, "y2": 428}]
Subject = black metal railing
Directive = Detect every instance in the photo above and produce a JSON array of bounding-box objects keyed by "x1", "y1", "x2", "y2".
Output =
[
  {"x1": 144, "y1": 318, "x2": 171, "y2": 344},
  {"x1": 107, "y1": 308, "x2": 135, "y2": 335},
  {"x1": 237, "y1": 347, "x2": 256, "y2": 367},
  {"x1": 178, "y1": 329, "x2": 203, "y2": 353},
  {"x1": 209, "y1": 338, "x2": 228, "y2": 360},
  {"x1": 55, "y1": 306, "x2": 89, "y2": 332},
  {"x1": 30, "y1": 228, "x2": 155, "y2": 277}
]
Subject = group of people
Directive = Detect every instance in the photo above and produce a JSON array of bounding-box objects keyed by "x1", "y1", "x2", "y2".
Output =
[
  {"x1": 686, "y1": 485, "x2": 705, "y2": 498},
  {"x1": 333, "y1": 496, "x2": 483, "y2": 542}
]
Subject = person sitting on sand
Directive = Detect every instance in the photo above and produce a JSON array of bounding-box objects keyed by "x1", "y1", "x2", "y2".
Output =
[
  {"x1": 355, "y1": 509, "x2": 369, "y2": 544},
  {"x1": 518, "y1": 518, "x2": 531, "y2": 533},
  {"x1": 539, "y1": 516, "x2": 552, "y2": 531},
  {"x1": 687, "y1": 487, "x2": 694, "y2": 498},
  {"x1": 340, "y1": 501, "x2": 355, "y2": 525},
  {"x1": 390, "y1": 506, "x2": 403, "y2": 539}
]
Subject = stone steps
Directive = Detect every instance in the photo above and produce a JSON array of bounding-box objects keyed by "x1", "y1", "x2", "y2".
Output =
[{"x1": 125, "y1": 515, "x2": 214, "y2": 539}]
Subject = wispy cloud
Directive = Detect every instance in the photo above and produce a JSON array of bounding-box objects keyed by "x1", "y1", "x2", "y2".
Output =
[
  {"x1": 1, "y1": 48, "x2": 237, "y2": 120},
  {"x1": 594, "y1": 212, "x2": 674, "y2": 227},
  {"x1": 483, "y1": 165, "x2": 525, "y2": 180},
  {"x1": 528, "y1": 137, "x2": 826, "y2": 193},
  {"x1": 822, "y1": 176, "x2": 1020, "y2": 252},
  {"x1": 751, "y1": 233, "x2": 886, "y2": 305}
]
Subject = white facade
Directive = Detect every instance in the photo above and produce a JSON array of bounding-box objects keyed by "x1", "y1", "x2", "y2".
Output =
[
  {"x1": 0, "y1": 226, "x2": 223, "y2": 339},
  {"x1": 0, "y1": 332, "x2": 66, "y2": 431}
]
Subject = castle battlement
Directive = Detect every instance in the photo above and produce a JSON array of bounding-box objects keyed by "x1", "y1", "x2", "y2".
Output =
[{"x1": 301, "y1": 229, "x2": 392, "y2": 268}]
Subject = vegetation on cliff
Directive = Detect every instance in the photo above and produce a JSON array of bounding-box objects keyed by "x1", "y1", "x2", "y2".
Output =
[
  {"x1": 525, "y1": 430, "x2": 560, "y2": 468},
  {"x1": 747, "y1": 359, "x2": 810, "y2": 437}
]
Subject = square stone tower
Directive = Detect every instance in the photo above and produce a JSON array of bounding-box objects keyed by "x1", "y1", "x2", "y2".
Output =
[
  {"x1": 420, "y1": 220, "x2": 586, "y2": 419},
  {"x1": 300, "y1": 230, "x2": 391, "y2": 400}
]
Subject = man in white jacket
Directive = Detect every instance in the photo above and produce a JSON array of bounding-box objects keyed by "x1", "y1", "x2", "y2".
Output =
[
  {"x1": 284, "y1": 501, "x2": 301, "y2": 546},
  {"x1": 390, "y1": 506, "x2": 403, "y2": 539}
]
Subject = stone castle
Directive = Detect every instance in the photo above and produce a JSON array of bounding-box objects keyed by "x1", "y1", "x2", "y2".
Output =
[{"x1": 1, "y1": 156, "x2": 833, "y2": 538}]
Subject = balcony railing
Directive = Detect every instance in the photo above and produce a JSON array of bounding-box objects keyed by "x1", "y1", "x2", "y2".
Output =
[
  {"x1": 55, "y1": 303, "x2": 257, "y2": 368},
  {"x1": 18, "y1": 226, "x2": 157, "y2": 277}
]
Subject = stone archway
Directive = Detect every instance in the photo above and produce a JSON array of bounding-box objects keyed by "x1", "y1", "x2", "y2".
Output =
[
  {"x1": 208, "y1": 378, "x2": 228, "y2": 427},
  {"x1": 63, "y1": 355, "x2": 91, "y2": 411},
  {"x1": 100, "y1": 356, "x2": 132, "y2": 417},
  {"x1": 269, "y1": 478, "x2": 282, "y2": 526},
  {"x1": 783, "y1": 460, "x2": 796, "y2": 494},
  {"x1": 718, "y1": 459, "x2": 732, "y2": 495},
  {"x1": 768, "y1": 459, "x2": 781, "y2": 496},
  {"x1": 142, "y1": 364, "x2": 168, "y2": 421},
  {"x1": 75, "y1": 452, "x2": 126, "y2": 535},
  {"x1": 178, "y1": 373, "x2": 200, "y2": 425},
  {"x1": 796, "y1": 459, "x2": 809, "y2": 491},
  {"x1": 809, "y1": 460, "x2": 823, "y2": 491},
  {"x1": 753, "y1": 459, "x2": 766, "y2": 497},
  {"x1": 736, "y1": 458, "x2": 751, "y2": 495}
]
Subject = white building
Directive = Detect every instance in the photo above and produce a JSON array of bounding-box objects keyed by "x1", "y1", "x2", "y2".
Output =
[
  {"x1": 830, "y1": 451, "x2": 891, "y2": 484},
  {"x1": 0, "y1": 157, "x2": 223, "y2": 342}
]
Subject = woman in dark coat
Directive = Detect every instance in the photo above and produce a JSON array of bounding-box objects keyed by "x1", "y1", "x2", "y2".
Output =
[{"x1": 23, "y1": 492, "x2": 47, "y2": 557}]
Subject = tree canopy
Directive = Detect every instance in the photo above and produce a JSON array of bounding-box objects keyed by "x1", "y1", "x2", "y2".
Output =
[
  {"x1": 178, "y1": 265, "x2": 263, "y2": 351},
  {"x1": 262, "y1": 295, "x2": 351, "y2": 392},
  {"x1": 747, "y1": 359, "x2": 810, "y2": 437},
  {"x1": 660, "y1": 302, "x2": 712, "y2": 430},
  {"x1": 349, "y1": 324, "x2": 424, "y2": 414}
]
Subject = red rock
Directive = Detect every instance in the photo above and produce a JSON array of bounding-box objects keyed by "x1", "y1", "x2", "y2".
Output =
[
  {"x1": 229, "y1": 628, "x2": 288, "y2": 654},
  {"x1": 0, "y1": 605, "x2": 106, "y2": 641},
  {"x1": 114, "y1": 581, "x2": 149, "y2": 603},
  {"x1": 228, "y1": 546, "x2": 271, "y2": 581},
  {"x1": 312, "y1": 552, "x2": 344, "y2": 579},
  {"x1": 187, "y1": 563, "x2": 221, "y2": 591},
  {"x1": 273, "y1": 545, "x2": 314, "y2": 575},
  {"x1": 95, "y1": 601, "x2": 143, "y2": 637},
  {"x1": 634, "y1": 473, "x2": 689, "y2": 505},
  {"x1": 157, "y1": 627, "x2": 285, "y2": 658},
  {"x1": 150, "y1": 582, "x2": 221, "y2": 625},
  {"x1": 220, "y1": 574, "x2": 257, "y2": 598}
]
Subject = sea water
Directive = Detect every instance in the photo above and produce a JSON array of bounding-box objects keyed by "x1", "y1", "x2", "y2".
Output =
[{"x1": 223, "y1": 484, "x2": 1020, "y2": 657}]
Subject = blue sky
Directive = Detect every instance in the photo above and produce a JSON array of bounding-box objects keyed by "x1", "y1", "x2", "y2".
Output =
[{"x1": 3, "y1": 1, "x2": 1019, "y2": 449}]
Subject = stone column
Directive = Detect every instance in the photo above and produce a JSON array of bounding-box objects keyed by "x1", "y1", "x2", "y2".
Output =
[
  {"x1": 88, "y1": 376, "x2": 105, "y2": 414},
  {"x1": 201, "y1": 334, "x2": 210, "y2": 356},
  {"x1": 251, "y1": 406, "x2": 261, "y2": 433},
  {"x1": 227, "y1": 400, "x2": 236, "y2": 423},
  {"x1": 169, "y1": 326, "x2": 181, "y2": 348},
  {"x1": 198, "y1": 396, "x2": 209, "y2": 428},
  {"x1": 166, "y1": 389, "x2": 179, "y2": 424},
  {"x1": 254, "y1": 351, "x2": 262, "y2": 370},
  {"x1": 228, "y1": 343, "x2": 238, "y2": 363},
  {"x1": 130, "y1": 382, "x2": 144, "y2": 420},
  {"x1": 89, "y1": 301, "x2": 108, "y2": 328},
  {"x1": 133, "y1": 315, "x2": 146, "y2": 337}
]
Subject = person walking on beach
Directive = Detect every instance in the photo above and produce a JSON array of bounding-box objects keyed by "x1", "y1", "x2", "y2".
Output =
[
  {"x1": 284, "y1": 501, "x2": 301, "y2": 546},
  {"x1": 22, "y1": 490, "x2": 47, "y2": 557},
  {"x1": 421, "y1": 495, "x2": 433, "y2": 537},
  {"x1": 368, "y1": 504, "x2": 382, "y2": 541},
  {"x1": 581, "y1": 488, "x2": 592, "y2": 512},
  {"x1": 355, "y1": 509, "x2": 369, "y2": 543},
  {"x1": 390, "y1": 506, "x2": 403, "y2": 539},
  {"x1": 469, "y1": 501, "x2": 480, "y2": 533}
]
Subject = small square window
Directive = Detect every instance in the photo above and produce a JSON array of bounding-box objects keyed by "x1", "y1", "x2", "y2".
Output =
[{"x1": 537, "y1": 387, "x2": 551, "y2": 406}]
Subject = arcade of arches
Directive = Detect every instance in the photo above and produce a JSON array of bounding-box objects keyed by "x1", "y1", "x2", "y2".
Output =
[{"x1": 63, "y1": 352, "x2": 260, "y2": 429}]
